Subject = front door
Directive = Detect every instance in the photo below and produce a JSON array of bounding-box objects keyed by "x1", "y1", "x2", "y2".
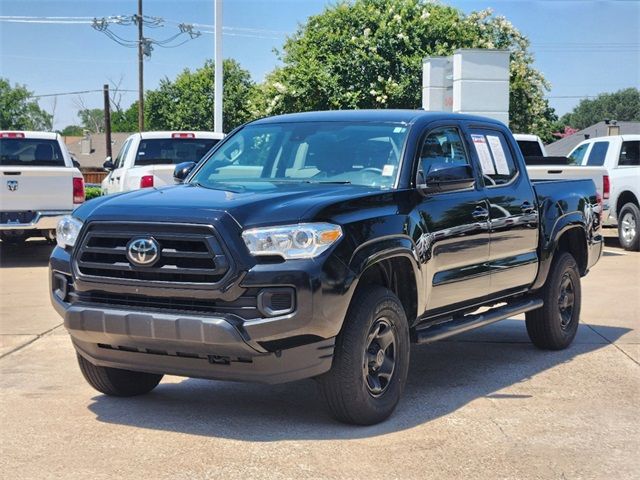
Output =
[{"x1": 415, "y1": 125, "x2": 491, "y2": 312}]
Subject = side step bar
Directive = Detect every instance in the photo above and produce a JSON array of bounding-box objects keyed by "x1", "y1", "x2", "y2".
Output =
[{"x1": 414, "y1": 298, "x2": 543, "y2": 344}]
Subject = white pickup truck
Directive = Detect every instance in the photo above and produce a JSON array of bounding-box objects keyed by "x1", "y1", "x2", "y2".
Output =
[
  {"x1": 515, "y1": 133, "x2": 610, "y2": 228},
  {"x1": 101, "y1": 131, "x2": 223, "y2": 195},
  {"x1": 568, "y1": 135, "x2": 640, "y2": 250},
  {"x1": 0, "y1": 131, "x2": 84, "y2": 244}
]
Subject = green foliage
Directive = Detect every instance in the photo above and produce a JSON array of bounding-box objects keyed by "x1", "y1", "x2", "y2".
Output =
[
  {"x1": 0, "y1": 78, "x2": 52, "y2": 130},
  {"x1": 78, "y1": 108, "x2": 105, "y2": 133},
  {"x1": 253, "y1": 0, "x2": 557, "y2": 141},
  {"x1": 560, "y1": 88, "x2": 640, "y2": 130},
  {"x1": 146, "y1": 59, "x2": 255, "y2": 133},
  {"x1": 60, "y1": 125, "x2": 84, "y2": 136},
  {"x1": 111, "y1": 102, "x2": 139, "y2": 132},
  {"x1": 84, "y1": 186, "x2": 102, "y2": 200}
]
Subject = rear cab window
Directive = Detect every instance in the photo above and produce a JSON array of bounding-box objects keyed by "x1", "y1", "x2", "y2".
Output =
[
  {"x1": 469, "y1": 129, "x2": 518, "y2": 186},
  {"x1": 134, "y1": 138, "x2": 220, "y2": 166},
  {"x1": 516, "y1": 140, "x2": 543, "y2": 157},
  {"x1": 585, "y1": 141, "x2": 609, "y2": 166},
  {"x1": 568, "y1": 143, "x2": 589, "y2": 165},
  {"x1": 0, "y1": 138, "x2": 66, "y2": 167},
  {"x1": 618, "y1": 140, "x2": 639, "y2": 166}
]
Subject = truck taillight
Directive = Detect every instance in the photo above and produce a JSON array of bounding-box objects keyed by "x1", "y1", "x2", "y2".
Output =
[
  {"x1": 0, "y1": 132, "x2": 25, "y2": 138},
  {"x1": 73, "y1": 177, "x2": 85, "y2": 204},
  {"x1": 171, "y1": 132, "x2": 195, "y2": 138},
  {"x1": 603, "y1": 175, "x2": 610, "y2": 200},
  {"x1": 140, "y1": 175, "x2": 154, "y2": 188}
]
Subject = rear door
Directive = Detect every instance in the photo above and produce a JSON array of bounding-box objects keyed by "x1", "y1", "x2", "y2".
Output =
[
  {"x1": 466, "y1": 125, "x2": 539, "y2": 295},
  {"x1": 414, "y1": 123, "x2": 491, "y2": 311},
  {"x1": 104, "y1": 138, "x2": 133, "y2": 194},
  {"x1": 0, "y1": 136, "x2": 73, "y2": 211}
]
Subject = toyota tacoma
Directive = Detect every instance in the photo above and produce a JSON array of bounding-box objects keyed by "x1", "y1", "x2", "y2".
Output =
[{"x1": 50, "y1": 111, "x2": 603, "y2": 425}]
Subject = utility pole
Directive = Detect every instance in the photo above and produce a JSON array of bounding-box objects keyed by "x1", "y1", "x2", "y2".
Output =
[
  {"x1": 137, "y1": 0, "x2": 144, "y2": 132},
  {"x1": 214, "y1": 0, "x2": 223, "y2": 133},
  {"x1": 103, "y1": 84, "x2": 112, "y2": 159}
]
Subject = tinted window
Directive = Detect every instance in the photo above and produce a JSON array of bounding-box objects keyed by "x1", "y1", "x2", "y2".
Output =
[
  {"x1": 516, "y1": 140, "x2": 543, "y2": 157},
  {"x1": 135, "y1": 138, "x2": 220, "y2": 166},
  {"x1": 569, "y1": 143, "x2": 589, "y2": 165},
  {"x1": 114, "y1": 139, "x2": 132, "y2": 168},
  {"x1": 618, "y1": 140, "x2": 639, "y2": 166},
  {"x1": 419, "y1": 127, "x2": 469, "y2": 175},
  {"x1": 0, "y1": 138, "x2": 65, "y2": 167},
  {"x1": 193, "y1": 122, "x2": 409, "y2": 189},
  {"x1": 470, "y1": 131, "x2": 517, "y2": 186},
  {"x1": 586, "y1": 141, "x2": 609, "y2": 166}
]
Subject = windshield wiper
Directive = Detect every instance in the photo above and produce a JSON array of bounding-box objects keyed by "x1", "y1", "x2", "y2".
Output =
[{"x1": 307, "y1": 180, "x2": 352, "y2": 184}]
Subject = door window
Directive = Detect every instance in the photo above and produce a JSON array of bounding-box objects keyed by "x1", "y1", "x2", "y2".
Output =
[
  {"x1": 470, "y1": 130, "x2": 517, "y2": 186},
  {"x1": 618, "y1": 140, "x2": 639, "y2": 166},
  {"x1": 114, "y1": 139, "x2": 132, "y2": 169},
  {"x1": 569, "y1": 143, "x2": 589, "y2": 165},
  {"x1": 418, "y1": 127, "x2": 469, "y2": 175},
  {"x1": 585, "y1": 141, "x2": 609, "y2": 166}
]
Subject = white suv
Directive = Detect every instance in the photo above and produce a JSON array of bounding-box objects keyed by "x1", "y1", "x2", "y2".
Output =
[
  {"x1": 568, "y1": 135, "x2": 640, "y2": 250},
  {"x1": 101, "y1": 131, "x2": 224, "y2": 195}
]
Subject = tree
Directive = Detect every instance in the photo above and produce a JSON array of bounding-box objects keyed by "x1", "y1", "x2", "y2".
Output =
[
  {"x1": 253, "y1": 0, "x2": 557, "y2": 141},
  {"x1": 560, "y1": 88, "x2": 640, "y2": 130},
  {"x1": 78, "y1": 108, "x2": 105, "y2": 134},
  {"x1": 146, "y1": 59, "x2": 255, "y2": 133},
  {"x1": 111, "y1": 101, "x2": 139, "y2": 132},
  {"x1": 60, "y1": 125, "x2": 84, "y2": 136},
  {"x1": 0, "y1": 78, "x2": 52, "y2": 130}
]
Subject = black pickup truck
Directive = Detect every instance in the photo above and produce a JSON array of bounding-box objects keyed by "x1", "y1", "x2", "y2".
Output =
[{"x1": 50, "y1": 110, "x2": 603, "y2": 425}]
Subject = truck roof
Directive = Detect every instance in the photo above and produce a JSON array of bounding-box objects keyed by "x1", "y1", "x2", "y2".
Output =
[
  {"x1": 513, "y1": 134, "x2": 541, "y2": 142},
  {"x1": 134, "y1": 131, "x2": 225, "y2": 140},
  {"x1": 251, "y1": 109, "x2": 506, "y2": 126},
  {"x1": 0, "y1": 131, "x2": 59, "y2": 140}
]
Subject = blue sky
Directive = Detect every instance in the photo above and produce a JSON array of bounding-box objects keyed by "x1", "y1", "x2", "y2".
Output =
[{"x1": 1, "y1": 0, "x2": 638, "y2": 130}]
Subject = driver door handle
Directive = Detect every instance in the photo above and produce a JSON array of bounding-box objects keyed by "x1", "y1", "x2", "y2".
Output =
[{"x1": 472, "y1": 205, "x2": 489, "y2": 220}]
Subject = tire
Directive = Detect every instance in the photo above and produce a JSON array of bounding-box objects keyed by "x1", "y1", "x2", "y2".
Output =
[
  {"x1": 618, "y1": 202, "x2": 640, "y2": 251},
  {"x1": 318, "y1": 286, "x2": 410, "y2": 425},
  {"x1": 525, "y1": 251, "x2": 581, "y2": 350},
  {"x1": 77, "y1": 354, "x2": 163, "y2": 397}
]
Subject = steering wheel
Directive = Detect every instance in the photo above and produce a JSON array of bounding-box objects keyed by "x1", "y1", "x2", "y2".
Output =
[
  {"x1": 360, "y1": 168, "x2": 384, "y2": 175},
  {"x1": 483, "y1": 174, "x2": 497, "y2": 186}
]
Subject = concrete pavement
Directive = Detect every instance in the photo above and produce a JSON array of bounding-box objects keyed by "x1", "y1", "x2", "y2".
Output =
[{"x1": 0, "y1": 234, "x2": 638, "y2": 479}]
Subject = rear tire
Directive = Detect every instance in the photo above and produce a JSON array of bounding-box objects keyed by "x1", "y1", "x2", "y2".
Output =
[
  {"x1": 318, "y1": 286, "x2": 410, "y2": 425},
  {"x1": 618, "y1": 202, "x2": 640, "y2": 251},
  {"x1": 525, "y1": 252, "x2": 581, "y2": 350},
  {"x1": 77, "y1": 354, "x2": 163, "y2": 397}
]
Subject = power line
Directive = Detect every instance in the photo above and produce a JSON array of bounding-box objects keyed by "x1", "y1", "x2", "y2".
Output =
[{"x1": 31, "y1": 89, "x2": 137, "y2": 98}]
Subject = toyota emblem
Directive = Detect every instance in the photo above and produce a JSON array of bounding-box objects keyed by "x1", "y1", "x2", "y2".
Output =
[{"x1": 126, "y1": 237, "x2": 160, "y2": 266}]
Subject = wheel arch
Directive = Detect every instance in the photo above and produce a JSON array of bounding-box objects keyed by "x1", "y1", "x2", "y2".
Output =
[{"x1": 616, "y1": 190, "x2": 639, "y2": 216}]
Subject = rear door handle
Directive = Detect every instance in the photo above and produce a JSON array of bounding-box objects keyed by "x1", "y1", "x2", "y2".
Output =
[
  {"x1": 472, "y1": 206, "x2": 489, "y2": 220},
  {"x1": 521, "y1": 202, "x2": 535, "y2": 214}
]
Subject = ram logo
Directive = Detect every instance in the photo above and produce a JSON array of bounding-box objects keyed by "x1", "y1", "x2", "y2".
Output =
[{"x1": 6, "y1": 180, "x2": 18, "y2": 192}]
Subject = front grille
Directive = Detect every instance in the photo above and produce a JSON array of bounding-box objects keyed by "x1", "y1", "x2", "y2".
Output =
[
  {"x1": 75, "y1": 222, "x2": 231, "y2": 286},
  {"x1": 72, "y1": 289, "x2": 261, "y2": 320}
]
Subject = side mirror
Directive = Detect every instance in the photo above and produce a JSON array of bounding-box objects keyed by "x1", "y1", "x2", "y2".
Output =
[
  {"x1": 417, "y1": 164, "x2": 475, "y2": 195},
  {"x1": 103, "y1": 157, "x2": 114, "y2": 170},
  {"x1": 174, "y1": 161, "x2": 196, "y2": 183}
]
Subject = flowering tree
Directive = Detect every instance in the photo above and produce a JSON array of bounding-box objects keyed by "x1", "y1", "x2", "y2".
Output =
[{"x1": 252, "y1": 0, "x2": 557, "y2": 141}]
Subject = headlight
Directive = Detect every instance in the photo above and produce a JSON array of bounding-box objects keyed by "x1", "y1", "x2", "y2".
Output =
[
  {"x1": 242, "y1": 223, "x2": 342, "y2": 259},
  {"x1": 56, "y1": 216, "x2": 83, "y2": 249}
]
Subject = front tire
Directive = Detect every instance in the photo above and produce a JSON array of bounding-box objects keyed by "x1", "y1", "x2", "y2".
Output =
[
  {"x1": 77, "y1": 354, "x2": 163, "y2": 397},
  {"x1": 618, "y1": 202, "x2": 640, "y2": 251},
  {"x1": 318, "y1": 286, "x2": 410, "y2": 425},
  {"x1": 526, "y1": 252, "x2": 581, "y2": 350}
]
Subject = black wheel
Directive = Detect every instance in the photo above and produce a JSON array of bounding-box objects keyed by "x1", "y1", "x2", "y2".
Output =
[
  {"x1": 77, "y1": 354, "x2": 163, "y2": 397},
  {"x1": 525, "y1": 251, "x2": 581, "y2": 350},
  {"x1": 318, "y1": 286, "x2": 410, "y2": 425},
  {"x1": 618, "y1": 202, "x2": 640, "y2": 251}
]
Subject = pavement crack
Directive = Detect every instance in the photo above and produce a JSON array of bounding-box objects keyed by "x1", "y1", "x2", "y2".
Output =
[
  {"x1": 0, "y1": 323, "x2": 63, "y2": 360},
  {"x1": 586, "y1": 324, "x2": 639, "y2": 367}
]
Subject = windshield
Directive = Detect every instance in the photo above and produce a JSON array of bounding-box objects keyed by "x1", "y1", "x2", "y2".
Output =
[
  {"x1": 0, "y1": 138, "x2": 65, "y2": 167},
  {"x1": 134, "y1": 138, "x2": 220, "y2": 166},
  {"x1": 191, "y1": 122, "x2": 409, "y2": 189}
]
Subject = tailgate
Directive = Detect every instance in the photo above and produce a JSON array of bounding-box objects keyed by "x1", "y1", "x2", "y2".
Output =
[
  {"x1": 151, "y1": 164, "x2": 177, "y2": 187},
  {"x1": 526, "y1": 165, "x2": 606, "y2": 198},
  {"x1": 1, "y1": 168, "x2": 73, "y2": 211}
]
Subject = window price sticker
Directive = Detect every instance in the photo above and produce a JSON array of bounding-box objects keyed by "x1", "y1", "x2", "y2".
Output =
[
  {"x1": 471, "y1": 134, "x2": 496, "y2": 175},
  {"x1": 486, "y1": 135, "x2": 510, "y2": 175}
]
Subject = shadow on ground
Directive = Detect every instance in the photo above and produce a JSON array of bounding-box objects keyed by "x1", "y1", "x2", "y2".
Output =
[
  {"x1": 0, "y1": 240, "x2": 54, "y2": 268},
  {"x1": 87, "y1": 322, "x2": 630, "y2": 440}
]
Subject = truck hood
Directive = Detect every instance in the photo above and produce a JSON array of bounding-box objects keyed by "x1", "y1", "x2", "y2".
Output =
[{"x1": 73, "y1": 182, "x2": 389, "y2": 227}]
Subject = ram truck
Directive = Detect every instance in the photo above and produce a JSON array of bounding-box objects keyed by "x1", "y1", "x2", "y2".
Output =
[
  {"x1": 1, "y1": 131, "x2": 84, "y2": 244},
  {"x1": 50, "y1": 111, "x2": 603, "y2": 425}
]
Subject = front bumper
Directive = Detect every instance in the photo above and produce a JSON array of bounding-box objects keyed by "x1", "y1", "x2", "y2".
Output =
[{"x1": 0, "y1": 210, "x2": 70, "y2": 231}]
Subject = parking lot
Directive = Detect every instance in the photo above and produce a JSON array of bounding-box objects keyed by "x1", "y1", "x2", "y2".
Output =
[{"x1": 0, "y1": 231, "x2": 638, "y2": 479}]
